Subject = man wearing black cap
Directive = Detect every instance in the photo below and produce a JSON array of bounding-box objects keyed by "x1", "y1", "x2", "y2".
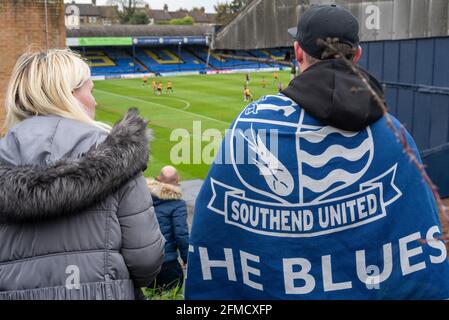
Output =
[
  {"x1": 283, "y1": 3, "x2": 383, "y2": 131},
  {"x1": 185, "y1": 4, "x2": 449, "y2": 300}
]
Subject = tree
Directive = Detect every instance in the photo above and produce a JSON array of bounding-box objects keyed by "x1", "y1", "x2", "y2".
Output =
[
  {"x1": 169, "y1": 16, "x2": 194, "y2": 25},
  {"x1": 163, "y1": 3, "x2": 168, "y2": 11},
  {"x1": 214, "y1": 2, "x2": 232, "y2": 24},
  {"x1": 229, "y1": 0, "x2": 249, "y2": 14},
  {"x1": 192, "y1": 6, "x2": 205, "y2": 13},
  {"x1": 128, "y1": 11, "x2": 149, "y2": 24},
  {"x1": 214, "y1": 0, "x2": 249, "y2": 24},
  {"x1": 108, "y1": 0, "x2": 149, "y2": 24}
]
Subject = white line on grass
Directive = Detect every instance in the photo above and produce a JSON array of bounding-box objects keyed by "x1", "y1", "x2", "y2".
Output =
[
  {"x1": 99, "y1": 81, "x2": 192, "y2": 110},
  {"x1": 94, "y1": 88, "x2": 228, "y2": 125},
  {"x1": 155, "y1": 96, "x2": 191, "y2": 110},
  {"x1": 147, "y1": 96, "x2": 191, "y2": 110}
]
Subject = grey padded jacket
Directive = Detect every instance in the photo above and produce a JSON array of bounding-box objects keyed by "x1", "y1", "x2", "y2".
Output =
[{"x1": 0, "y1": 109, "x2": 165, "y2": 300}]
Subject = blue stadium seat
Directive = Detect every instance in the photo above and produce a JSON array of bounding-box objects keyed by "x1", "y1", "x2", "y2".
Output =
[
  {"x1": 75, "y1": 46, "x2": 291, "y2": 76},
  {"x1": 81, "y1": 47, "x2": 146, "y2": 75},
  {"x1": 134, "y1": 47, "x2": 207, "y2": 73},
  {"x1": 188, "y1": 48, "x2": 271, "y2": 70}
]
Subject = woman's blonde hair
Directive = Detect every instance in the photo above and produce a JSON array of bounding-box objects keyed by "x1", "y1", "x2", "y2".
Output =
[{"x1": 2, "y1": 48, "x2": 110, "y2": 134}]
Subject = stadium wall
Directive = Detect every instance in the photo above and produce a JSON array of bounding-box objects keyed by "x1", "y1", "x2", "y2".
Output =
[
  {"x1": 359, "y1": 36, "x2": 449, "y2": 151},
  {"x1": 213, "y1": 0, "x2": 307, "y2": 50},
  {"x1": 0, "y1": 0, "x2": 66, "y2": 130},
  {"x1": 358, "y1": 36, "x2": 449, "y2": 197}
]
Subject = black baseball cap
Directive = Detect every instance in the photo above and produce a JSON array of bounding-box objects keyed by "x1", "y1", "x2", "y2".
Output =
[{"x1": 288, "y1": 4, "x2": 359, "y2": 59}]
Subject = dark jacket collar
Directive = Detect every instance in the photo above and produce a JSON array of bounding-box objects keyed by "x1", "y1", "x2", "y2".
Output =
[{"x1": 281, "y1": 59, "x2": 384, "y2": 131}]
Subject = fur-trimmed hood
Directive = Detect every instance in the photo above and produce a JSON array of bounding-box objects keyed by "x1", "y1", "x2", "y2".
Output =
[
  {"x1": 147, "y1": 178, "x2": 183, "y2": 201},
  {"x1": 0, "y1": 108, "x2": 151, "y2": 224}
]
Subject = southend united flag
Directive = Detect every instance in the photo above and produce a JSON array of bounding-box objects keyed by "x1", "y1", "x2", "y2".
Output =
[{"x1": 185, "y1": 94, "x2": 449, "y2": 299}]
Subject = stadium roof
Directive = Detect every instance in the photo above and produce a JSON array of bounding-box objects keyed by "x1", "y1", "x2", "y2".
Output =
[
  {"x1": 213, "y1": 0, "x2": 449, "y2": 50},
  {"x1": 66, "y1": 25, "x2": 214, "y2": 38}
]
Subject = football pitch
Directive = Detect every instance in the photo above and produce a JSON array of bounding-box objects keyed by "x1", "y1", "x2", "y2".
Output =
[{"x1": 93, "y1": 70, "x2": 292, "y2": 180}]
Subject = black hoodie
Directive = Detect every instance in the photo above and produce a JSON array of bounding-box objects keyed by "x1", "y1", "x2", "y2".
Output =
[{"x1": 281, "y1": 59, "x2": 385, "y2": 131}]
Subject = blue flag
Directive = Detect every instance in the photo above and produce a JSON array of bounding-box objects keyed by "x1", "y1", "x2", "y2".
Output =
[{"x1": 185, "y1": 94, "x2": 449, "y2": 299}]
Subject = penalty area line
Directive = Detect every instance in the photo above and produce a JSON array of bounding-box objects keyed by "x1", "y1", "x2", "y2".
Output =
[{"x1": 94, "y1": 88, "x2": 229, "y2": 125}]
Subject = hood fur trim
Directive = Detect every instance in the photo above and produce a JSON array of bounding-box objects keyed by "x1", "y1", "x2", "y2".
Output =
[
  {"x1": 147, "y1": 179, "x2": 183, "y2": 200},
  {"x1": 0, "y1": 108, "x2": 150, "y2": 224}
]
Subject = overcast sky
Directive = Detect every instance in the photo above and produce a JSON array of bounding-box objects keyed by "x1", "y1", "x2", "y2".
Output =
[{"x1": 64, "y1": 0, "x2": 225, "y2": 13}]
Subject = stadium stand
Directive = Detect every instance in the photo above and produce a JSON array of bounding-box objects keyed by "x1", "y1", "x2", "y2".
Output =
[
  {"x1": 84, "y1": 51, "x2": 115, "y2": 67},
  {"x1": 249, "y1": 48, "x2": 294, "y2": 61},
  {"x1": 77, "y1": 47, "x2": 146, "y2": 75},
  {"x1": 134, "y1": 47, "x2": 206, "y2": 73},
  {"x1": 75, "y1": 45, "x2": 286, "y2": 75},
  {"x1": 67, "y1": 26, "x2": 288, "y2": 76},
  {"x1": 187, "y1": 47, "x2": 273, "y2": 71}
]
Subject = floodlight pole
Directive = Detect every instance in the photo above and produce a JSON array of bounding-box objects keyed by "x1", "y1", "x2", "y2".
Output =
[
  {"x1": 132, "y1": 44, "x2": 136, "y2": 74},
  {"x1": 178, "y1": 41, "x2": 182, "y2": 72},
  {"x1": 205, "y1": 32, "x2": 213, "y2": 70}
]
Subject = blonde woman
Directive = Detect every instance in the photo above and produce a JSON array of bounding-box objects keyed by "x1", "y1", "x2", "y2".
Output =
[{"x1": 0, "y1": 49, "x2": 165, "y2": 300}]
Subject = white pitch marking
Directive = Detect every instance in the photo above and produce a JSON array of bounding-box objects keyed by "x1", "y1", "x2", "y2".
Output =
[{"x1": 94, "y1": 89, "x2": 228, "y2": 125}]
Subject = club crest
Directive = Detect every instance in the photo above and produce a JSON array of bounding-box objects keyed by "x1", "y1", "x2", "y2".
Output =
[{"x1": 208, "y1": 94, "x2": 401, "y2": 237}]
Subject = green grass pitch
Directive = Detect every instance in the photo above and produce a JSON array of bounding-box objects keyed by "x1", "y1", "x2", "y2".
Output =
[{"x1": 93, "y1": 70, "x2": 292, "y2": 180}]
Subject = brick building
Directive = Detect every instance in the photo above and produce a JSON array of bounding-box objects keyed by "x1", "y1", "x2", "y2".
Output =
[{"x1": 0, "y1": 0, "x2": 66, "y2": 130}]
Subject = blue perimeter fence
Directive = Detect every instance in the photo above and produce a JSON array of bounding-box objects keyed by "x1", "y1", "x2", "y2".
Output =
[{"x1": 359, "y1": 36, "x2": 449, "y2": 196}]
